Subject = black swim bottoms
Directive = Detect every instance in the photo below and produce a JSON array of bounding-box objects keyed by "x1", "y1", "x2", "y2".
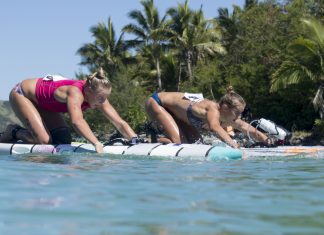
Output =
[{"x1": 50, "y1": 127, "x2": 72, "y2": 144}]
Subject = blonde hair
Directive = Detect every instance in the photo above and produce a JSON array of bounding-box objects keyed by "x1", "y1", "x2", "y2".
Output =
[
  {"x1": 85, "y1": 67, "x2": 111, "y2": 91},
  {"x1": 219, "y1": 86, "x2": 246, "y2": 110}
]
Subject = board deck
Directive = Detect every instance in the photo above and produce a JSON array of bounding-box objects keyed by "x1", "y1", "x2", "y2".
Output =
[{"x1": 0, "y1": 143, "x2": 323, "y2": 160}]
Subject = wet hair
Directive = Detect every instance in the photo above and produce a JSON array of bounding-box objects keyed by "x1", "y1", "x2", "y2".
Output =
[
  {"x1": 85, "y1": 67, "x2": 111, "y2": 91},
  {"x1": 219, "y1": 86, "x2": 246, "y2": 112}
]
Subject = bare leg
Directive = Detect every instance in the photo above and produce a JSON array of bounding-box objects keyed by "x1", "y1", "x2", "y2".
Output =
[
  {"x1": 156, "y1": 137, "x2": 173, "y2": 144},
  {"x1": 145, "y1": 97, "x2": 182, "y2": 144},
  {"x1": 7, "y1": 89, "x2": 51, "y2": 144},
  {"x1": 170, "y1": 116, "x2": 188, "y2": 143}
]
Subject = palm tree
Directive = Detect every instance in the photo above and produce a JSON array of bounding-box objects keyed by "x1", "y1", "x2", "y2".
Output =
[
  {"x1": 77, "y1": 17, "x2": 127, "y2": 78},
  {"x1": 122, "y1": 0, "x2": 168, "y2": 91},
  {"x1": 271, "y1": 18, "x2": 324, "y2": 119},
  {"x1": 244, "y1": 0, "x2": 258, "y2": 9},
  {"x1": 167, "y1": 1, "x2": 225, "y2": 86},
  {"x1": 165, "y1": 0, "x2": 192, "y2": 89},
  {"x1": 217, "y1": 5, "x2": 242, "y2": 49},
  {"x1": 191, "y1": 9, "x2": 226, "y2": 64}
]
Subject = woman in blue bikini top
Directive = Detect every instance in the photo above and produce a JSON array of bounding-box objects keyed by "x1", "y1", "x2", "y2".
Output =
[{"x1": 145, "y1": 87, "x2": 269, "y2": 148}]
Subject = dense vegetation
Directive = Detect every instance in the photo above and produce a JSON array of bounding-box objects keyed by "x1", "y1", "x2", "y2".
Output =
[
  {"x1": 76, "y1": 0, "x2": 324, "y2": 137},
  {"x1": 0, "y1": 101, "x2": 22, "y2": 130}
]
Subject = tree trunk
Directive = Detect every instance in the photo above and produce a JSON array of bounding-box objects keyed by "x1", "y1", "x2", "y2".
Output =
[
  {"x1": 156, "y1": 58, "x2": 162, "y2": 91},
  {"x1": 313, "y1": 84, "x2": 324, "y2": 119},
  {"x1": 177, "y1": 62, "x2": 182, "y2": 92},
  {"x1": 209, "y1": 85, "x2": 215, "y2": 100},
  {"x1": 187, "y1": 51, "x2": 193, "y2": 81},
  {"x1": 313, "y1": 83, "x2": 324, "y2": 120}
]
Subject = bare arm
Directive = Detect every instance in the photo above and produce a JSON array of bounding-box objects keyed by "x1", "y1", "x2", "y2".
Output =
[
  {"x1": 66, "y1": 87, "x2": 101, "y2": 149},
  {"x1": 99, "y1": 100, "x2": 137, "y2": 140},
  {"x1": 206, "y1": 104, "x2": 239, "y2": 148},
  {"x1": 232, "y1": 119, "x2": 269, "y2": 143}
]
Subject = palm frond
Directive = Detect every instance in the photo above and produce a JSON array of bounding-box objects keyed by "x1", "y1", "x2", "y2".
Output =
[
  {"x1": 271, "y1": 61, "x2": 316, "y2": 91},
  {"x1": 123, "y1": 24, "x2": 147, "y2": 40},
  {"x1": 76, "y1": 18, "x2": 127, "y2": 77},
  {"x1": 302, "y1": 18, "x2": 324, "y2": 47},
  {"x1": 195, "y1": 42, "x2": 226, "y2": 55},
  {"x1": 288, "y1": 38, "x2": 319, "y2": 60},
  {"x1": 128, "y1": 10, "x2": 149, "y2": 32}
]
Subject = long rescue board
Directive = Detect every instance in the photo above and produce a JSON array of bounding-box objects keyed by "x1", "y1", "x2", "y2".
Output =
[
  {"x1": 0, "y1": 143, "x2": 242, "y2": 160},
  {"x1": 0, "y1": 143, "x2": 323, "y2": 160}
]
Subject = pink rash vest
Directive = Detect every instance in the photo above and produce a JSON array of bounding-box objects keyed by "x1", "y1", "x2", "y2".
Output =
[{"x1": 35, "y1": 75, "x2": 90, "y2": 113}]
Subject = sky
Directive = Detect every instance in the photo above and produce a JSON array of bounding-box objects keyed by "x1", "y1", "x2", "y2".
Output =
[{"x1": 0, "y1": 0, "x2": 243, "y2": 100}]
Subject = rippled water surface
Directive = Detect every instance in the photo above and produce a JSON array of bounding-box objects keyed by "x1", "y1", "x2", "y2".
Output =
[{"x1": 1, "y1": 154, "x2": 324, "y2": 235}]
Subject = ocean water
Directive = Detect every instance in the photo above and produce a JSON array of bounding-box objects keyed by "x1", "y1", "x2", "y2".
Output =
[{"x1": 1, "y1": 154, "x2": 324, "y2": 235}]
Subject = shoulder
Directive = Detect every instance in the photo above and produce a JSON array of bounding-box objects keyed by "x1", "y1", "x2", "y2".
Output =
[
  {"x1": 65, "y1": 86, "x2": 85, "y2": 106},
  {"x1": 66, "y1": 85, "x2": 83, "y2": 98},
  {"x1": 202, "y1": 99, "x2": 218, "y2": 110},
  {"x1": 65, "y1": 80, "x2": 85, "y2": 92}
]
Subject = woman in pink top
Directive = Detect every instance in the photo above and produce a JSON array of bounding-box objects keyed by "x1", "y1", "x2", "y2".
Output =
[{"x1": 0, "y1": 68, "x2": 137, "y2": 153}]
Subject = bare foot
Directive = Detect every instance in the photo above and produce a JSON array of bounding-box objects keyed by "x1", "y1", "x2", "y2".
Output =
[{"x1": 0, "y1": 124, "x2": 20, "y2": 143}]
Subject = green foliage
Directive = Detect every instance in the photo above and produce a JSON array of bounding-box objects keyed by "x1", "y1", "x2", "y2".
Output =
[
  {"x1": 105, "y1": 65, "x2": 149, "y2": 131},
  {"x1": 0, "y1": 101, "x2": 22, "y2": 130},
  {"x1": 159, "y1": 54, "x2": 178, "y2": 91},
  {"x1": 166, "y1": 1, "x2": 225, "y2": 83},
  {"x1": 313, "y1": 119, "x2": 324, "y2": 138},
  {"x1": 75, "y1": 0, "x2": 323, "y2": 135},
  {"x1": 122, "y1": 0, "x2": 169, "y2": 91},
  {"x1": 212, "y1": 0, "x2": 322, "y2": 129},
  {"x1": 124, "y1": 104, "x2": 147, "y2": 131},
  {"x1": 271, "y1": 17, "x2": 324, "y2": 118},
  {"x1": 77, "y1": 17, "x2": 129, "y2": 78}
]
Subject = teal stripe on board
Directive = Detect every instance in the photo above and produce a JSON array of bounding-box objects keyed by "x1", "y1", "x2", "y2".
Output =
[{"x1": 207, "y1": 146, "x2": 242, "y2": 160}]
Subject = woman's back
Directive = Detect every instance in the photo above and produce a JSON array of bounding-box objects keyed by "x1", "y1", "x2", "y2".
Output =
[
  {"x1": 158, "y1": 92, "x2": 216, "y2": 124},
  {"x1": 158, "y1": 92, "x2": 184, "y2": 107},
  {"x1": 20, "y1": 78, "x2": 38, "y2": 102}
]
